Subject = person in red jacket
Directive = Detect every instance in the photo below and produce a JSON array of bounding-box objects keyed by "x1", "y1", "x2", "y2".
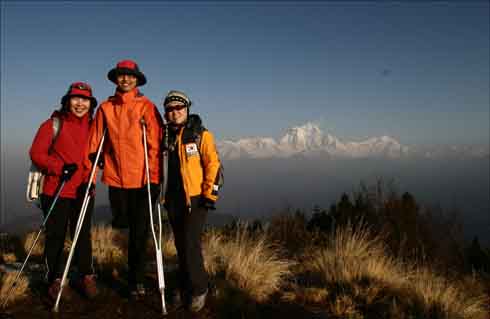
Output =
[{"x1": 29, "y1": 82, "x2": 98, "y2": 301}]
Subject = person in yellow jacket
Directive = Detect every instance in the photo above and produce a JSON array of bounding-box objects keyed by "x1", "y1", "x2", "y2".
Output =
[
  {"x1": 161, "y1": 90, "x2": 223, "y2": 312},
  {"x1": 85, "y1": 59, "x2": 162, "y2": 299}
]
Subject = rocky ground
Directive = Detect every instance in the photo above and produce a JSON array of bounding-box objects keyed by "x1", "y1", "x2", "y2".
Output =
[{"x1": 0, "y1": 262, "x2": 328, "y2": 319}]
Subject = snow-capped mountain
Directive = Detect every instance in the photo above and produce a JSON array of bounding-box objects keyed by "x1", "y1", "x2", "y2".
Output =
[
  {"x1": 216, "y1": 122, "x2": 489, "y2": 160},
  {"x1": 217, "y1": 122, "x2": 409, "y2": 160}
]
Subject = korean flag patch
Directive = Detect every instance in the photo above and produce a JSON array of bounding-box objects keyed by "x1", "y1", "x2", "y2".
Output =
[{"x1": 185, "y1": 143, "x2": 199, "y2": 157}]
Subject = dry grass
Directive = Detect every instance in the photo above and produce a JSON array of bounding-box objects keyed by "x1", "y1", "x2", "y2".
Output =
[
  {"x1": 1, "y1": 253, "x2": 17, "y2": 264},
  {"x1": 203, "y1": 230, "x2": 225, "y2": 277},
  {"x1": 309, "y1": 224, "x2": 407, "y2": 287},
  {"x1": 203, "y1": 227, "x2": 295, "y2": 302},
  {"x1": 91, "y1": 225, "x2": 125, "y2": 272},
  {"x1": 162, "y1": 231, "x2": 177, "y2": 260},
  {"x1": 22, "y1": 231, "x2": 44, "y2": 258},
  {"x1": 409, "y1": 267, "x2": 489, "y2": 319},
  {"x1": 0, "y1": 272, "x2": 29, "y2": 306},
  {"x1": 307, "y1": 224, "x2": 489, "y2": 319},
  {"x1": 281, "y1": 286, "x2": 328, "y2": 304}
]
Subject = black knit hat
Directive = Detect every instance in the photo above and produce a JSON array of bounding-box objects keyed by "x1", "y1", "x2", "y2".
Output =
[{"x1": 107, "y1": 59, "x2": 147, "y2": 86}]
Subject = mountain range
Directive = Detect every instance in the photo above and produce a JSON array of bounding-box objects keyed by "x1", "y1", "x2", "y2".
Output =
[{"x1": 216, "y1": 122, "x2": 489, "y2": 160}]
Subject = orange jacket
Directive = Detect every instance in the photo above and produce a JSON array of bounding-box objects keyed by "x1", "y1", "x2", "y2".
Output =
[
  {"x1": 166, "y1": 127, "x2": 221, "y2": 206},
  {"x1": 85, "y1": 89, "x2": 163, "y2": 188}
]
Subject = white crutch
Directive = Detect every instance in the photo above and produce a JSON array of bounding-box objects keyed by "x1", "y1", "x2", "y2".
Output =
[
  {"x1": 141, "y1": 118, "x2": 167, "y2": 315},
  {"x1": 53, "y1": 129, "x2": 106, "y2": 312}
]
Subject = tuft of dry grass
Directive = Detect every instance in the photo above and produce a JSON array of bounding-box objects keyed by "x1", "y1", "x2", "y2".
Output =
[
  {"x1": 91, "y1": 225, "x2": 125, "y2": 272},
  {"x1": 309, "y1": 224, "x2": 407, "y2": 288},
  {"x1": 308, "y1": 223, "x2": 489, "y2": 319},
  {"x1": 281, "y1": 286, "x2": 328, "y2": 304},
  {"x1": 203, "y1": 227, "x2": 295, "y2": 303},
  {"x1": 0, "y1": 272, "x2": 29, "y2": 306},
  {"x1": 162, "y1": 231, "x2": 177, "y2": 261},
  {"x1": 1, "y1": 253, "x2": 17, "y2": 264},
  {"x1": 330, "y1": 294, "x2": 361, "y2": 319},
  {"x1": 22, "y1": 231, "x2": 44, "y2": 258},
  {"x1": 409, "y1": 267, "x2": 489, "y2": 319},
  {"x1": 202, "y1": 230, "x2": 225, "y2": 277}
]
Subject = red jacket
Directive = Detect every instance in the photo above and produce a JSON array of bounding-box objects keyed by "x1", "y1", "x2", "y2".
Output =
[{"x1": 30, "y1": 111, "x2": 92, "y2": 199}]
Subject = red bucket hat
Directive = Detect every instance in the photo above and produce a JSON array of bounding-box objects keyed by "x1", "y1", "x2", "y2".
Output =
[
  {"x1": 107, "y1": 59, "x2": 147, "y2": 86},
  {"x1": 61, "y1": 82, "x2": 97, "y2": 109}
]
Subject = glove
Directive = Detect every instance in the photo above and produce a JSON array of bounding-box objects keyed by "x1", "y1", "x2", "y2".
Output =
[
  {"x1": 199, "y1": 196, "x2": 216, "y2": 210},
  {"x1": 61, "y1": 163, "x2": 77, "y2": 181},
  {"x1": 88, "y1": 153, "x2": 104, "y2": 169}
]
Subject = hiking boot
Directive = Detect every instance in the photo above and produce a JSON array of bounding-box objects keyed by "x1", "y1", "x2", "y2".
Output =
[
  {"x1": 129, "y1": 284, "x2": 146, "y2": 301},
  {"x1": 76, "y1": 275, "x2": 98, "y2": 299},
  {"x1": 190, "y1": 289, "x2": 207, "y2": 313},
  {"x1": 48, "y1": 278, "x2": 72, "y2": 301}
]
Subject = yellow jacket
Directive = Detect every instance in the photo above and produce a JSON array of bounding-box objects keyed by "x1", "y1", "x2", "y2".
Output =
[{"x1": 168, "y1": 127, "x2": 222, "y2": 206}]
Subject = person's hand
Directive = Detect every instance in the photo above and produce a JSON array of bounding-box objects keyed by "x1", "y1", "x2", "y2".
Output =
[
  {"x1": 88, "y1": 153, "x2": 104, "y2": 169},
  {"x1": 199, "y1": 196, "x2": 216, "y2": 210},
  {"x1": 61, "y1": 163, "x2": 78, "y2": 181}
]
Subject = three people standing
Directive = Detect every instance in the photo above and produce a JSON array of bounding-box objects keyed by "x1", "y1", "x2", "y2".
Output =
[{"x1": 29, "y1": 59, "x2": 222, "y2": 313}]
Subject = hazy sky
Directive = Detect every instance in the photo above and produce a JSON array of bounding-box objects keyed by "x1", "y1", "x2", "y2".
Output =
[
  {"x1": 0, "y1": 2, "x2": 489, "y2": 233},
  {"x1": 1, "y1": 1, "x2": 489, "y2": 151}
]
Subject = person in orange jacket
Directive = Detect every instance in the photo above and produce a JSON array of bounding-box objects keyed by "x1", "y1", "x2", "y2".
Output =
[
  {"x1": 85, "y1": 60, "x2": 162, "y2": 299},
  {"x1": 161, "y1": 90, "x2": 223, "y2": 312}
]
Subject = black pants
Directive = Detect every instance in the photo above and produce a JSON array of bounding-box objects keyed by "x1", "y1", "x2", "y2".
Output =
[
  {"x1": 166, "y1": 193, "x2": 208, "y2": 297},
  {"x1": 41, "y1": 194, "x2": 94, "y2": 283},
  {"x1": 109, "y1": 186, "x2": 159, "y2": 287}
]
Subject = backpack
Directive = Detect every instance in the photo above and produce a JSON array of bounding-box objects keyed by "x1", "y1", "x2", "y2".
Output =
[{"x1": 26, "y1": 117, "x2": 61, "y2": 203}]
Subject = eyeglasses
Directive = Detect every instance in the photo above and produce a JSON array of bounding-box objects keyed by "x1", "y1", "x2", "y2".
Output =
[{"x1": 165, "y1": 104, "x2": 187, "y2": 113}]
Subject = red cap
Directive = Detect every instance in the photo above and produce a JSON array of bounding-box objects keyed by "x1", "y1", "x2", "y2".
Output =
[
  {"x1": 107, "y1": 59, "x2": 147, "y2": 86},
  {"x1": 61, "y1": 82, "x2": 97, "y2": 108}
]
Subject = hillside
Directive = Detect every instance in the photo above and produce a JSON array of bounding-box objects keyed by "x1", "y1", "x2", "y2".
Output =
[{"x1": 1, "y1": 211, "x2": 489, "y2": 318}]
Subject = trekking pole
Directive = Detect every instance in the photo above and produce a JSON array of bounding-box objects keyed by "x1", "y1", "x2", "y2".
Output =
[
  {"x1": 53, "y1": 129, "x2": 106, "y2": 313},
  {"x1": 0, "y1": 181, "x2": 66, "y2": 309},
  {"x1": 141, "y1": 118, "x2": 167, "y2": 315}
]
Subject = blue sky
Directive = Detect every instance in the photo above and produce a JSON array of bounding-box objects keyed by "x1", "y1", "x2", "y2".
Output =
[{"x1": 1, "y1": 1, "x2": 489, "y2": 151}]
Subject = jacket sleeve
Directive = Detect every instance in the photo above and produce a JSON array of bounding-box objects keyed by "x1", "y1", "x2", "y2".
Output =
[
  {"x1": 83, "y1": 106, "x2": 105, "y2": 183},
  {"x1": 29, "y1": 119, "x2": 64, "y2": 175},
  {"x1": 200, "y1": 130, "x2": 221, "y2": 202},
  {"x1": 143, "y1": 102, "x2": 163, "y2": 184}
]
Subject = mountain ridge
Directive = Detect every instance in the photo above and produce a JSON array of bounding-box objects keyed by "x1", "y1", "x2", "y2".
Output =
[{"x1": 216, "y1": 122, "x2": 489, "y2": 160}]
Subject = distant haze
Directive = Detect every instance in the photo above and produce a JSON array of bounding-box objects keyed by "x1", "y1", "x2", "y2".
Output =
[{"x1": 2, "y1": 143, "x2": 488, "y2": 243}]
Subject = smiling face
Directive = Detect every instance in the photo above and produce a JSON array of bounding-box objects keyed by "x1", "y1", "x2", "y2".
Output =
[
  {"x1": 116, "y1": 73, "x2": 138, "y2": 92},
  {"x1": 69, "y1": 96, "x2": 91, "y2": 117},
  {"x1": 165, "y1": 102, "x2": 188, "y2": 125}
]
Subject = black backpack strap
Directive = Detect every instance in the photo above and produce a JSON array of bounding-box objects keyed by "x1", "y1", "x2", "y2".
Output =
[{"x1": 182, "y1": 114, "x2": 206, "y2": 151}]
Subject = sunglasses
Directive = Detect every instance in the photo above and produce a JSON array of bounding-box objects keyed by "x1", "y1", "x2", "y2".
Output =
[{"x1": 165, "y1": 104, "x2": 187, "y2": 113}]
